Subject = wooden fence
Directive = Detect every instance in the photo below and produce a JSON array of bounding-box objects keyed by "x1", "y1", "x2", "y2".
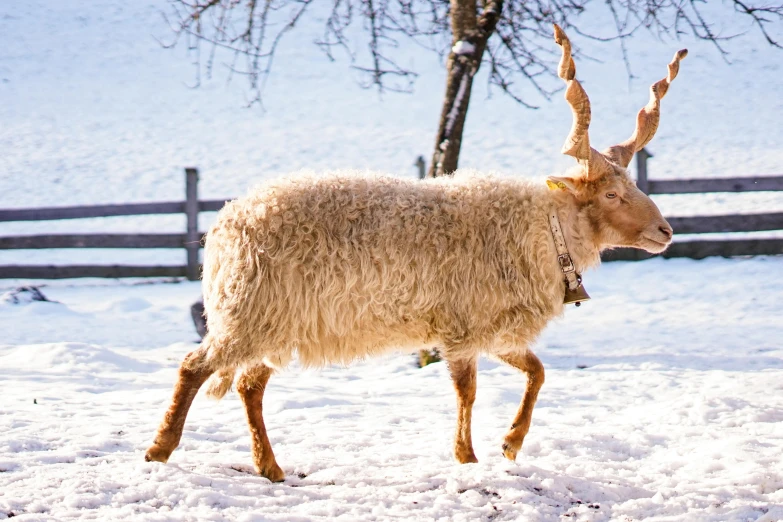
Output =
[
  {"x1": 0, "y1": 156, "x2": 781, "y2": 279},
  {"x1": 0, "y1": 168, "x2": 226, "y2": 280}
]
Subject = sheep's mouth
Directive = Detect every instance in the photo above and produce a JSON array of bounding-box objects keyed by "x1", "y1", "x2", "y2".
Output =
[{"x1": 639, "y1": 236, "x2": 671, "y2": 254}]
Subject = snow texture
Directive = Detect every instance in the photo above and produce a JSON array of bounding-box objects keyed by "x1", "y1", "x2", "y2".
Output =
[
  {"x1": 452, "y1": 41, "x2": 477, "y2": 56},
  {"x1": 0, "y1": 0, "x2": 782, "y2": 520},
  {"x1": 1, "y1": 259, "x2": 782, "y2": 521},
  {"x1": 443, "y1": 70, "x2": 472, "y2": 145}
]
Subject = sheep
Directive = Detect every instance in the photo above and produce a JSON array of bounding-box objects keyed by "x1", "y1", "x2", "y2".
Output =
[{"x1": 145, "y1": 25, "x2": 685, "y2": 482}]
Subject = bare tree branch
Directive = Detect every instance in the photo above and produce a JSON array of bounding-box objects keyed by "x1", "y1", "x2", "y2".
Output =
[
  {"x1": 162, "y1": 0, "x2": 783, "y2": 107},
  {"x1": 731, "y1": 0, "x2": 783, "y2": 47}
]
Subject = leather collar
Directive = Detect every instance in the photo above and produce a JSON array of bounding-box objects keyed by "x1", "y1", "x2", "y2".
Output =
[{"x1": 548, "y1": 208, "x2": 590, "y2": 306}]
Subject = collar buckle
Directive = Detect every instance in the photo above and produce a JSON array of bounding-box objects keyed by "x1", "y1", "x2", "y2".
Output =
[{"x1": 558, "y1": 253, "x2": 575, "y2": 273}]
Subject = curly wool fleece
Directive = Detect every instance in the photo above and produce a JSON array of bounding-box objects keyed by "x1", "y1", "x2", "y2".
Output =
[{"x1": 199, "y1": 170, "x2": 598, "y2": 382}]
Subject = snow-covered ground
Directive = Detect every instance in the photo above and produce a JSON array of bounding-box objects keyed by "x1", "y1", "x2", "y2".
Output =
[
  {"x1": 1, "y1": 0, "x2": 782, "y2": 520},
  {"x1": 1, "y1": 258, "x2": 782, "y2": 521}
]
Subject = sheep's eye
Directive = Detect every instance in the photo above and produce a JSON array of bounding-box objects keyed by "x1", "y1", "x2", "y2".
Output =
[{"x1": 606, "y1": 192, "x2": 617, "y2": 199}]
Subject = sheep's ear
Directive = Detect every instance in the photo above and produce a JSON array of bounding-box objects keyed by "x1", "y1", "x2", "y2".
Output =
[{"x1": 546, "y1": 176, "x2": 579, "y2": 193}]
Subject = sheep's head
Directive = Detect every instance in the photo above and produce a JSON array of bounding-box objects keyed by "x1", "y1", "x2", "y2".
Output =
[{"x1": 548, "y1": 24, "x2": 685, "y2": 254}]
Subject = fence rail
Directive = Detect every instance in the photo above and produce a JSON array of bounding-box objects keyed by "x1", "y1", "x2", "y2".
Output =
[
  {"x1": 667, "y1": 213, "x2": 783, "y2": 234},
  {"x1": 0, "y1": 234, "x2": 187, "y2": 250},
  {"x1": 0, "y1": 265, "x2": 188, "y2": 280},
  {"x1": 3, "y1": 212, "x2": 781, "y2": 251},
  {"x1": 1, "y1": 156, "x2": 781, "y2": 279},
  {"x1": 648, "y1": 176, "x2": 783, "y2": 194},
  {"x1": 0, "y1": 200, "x2": 229, "y2": 223},
  {"x1": 604, "y1": 238, "x2": 783, "y2": 261}
]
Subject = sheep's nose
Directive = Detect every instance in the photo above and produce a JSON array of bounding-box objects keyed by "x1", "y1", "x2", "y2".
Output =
[{"x1": 659, "y1": 225, "x2": 673, "y2": 240}]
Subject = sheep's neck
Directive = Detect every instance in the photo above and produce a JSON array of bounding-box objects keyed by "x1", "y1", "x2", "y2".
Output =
[{"x1": 551, "y1": 193, "x2": 601, "y2": 274}]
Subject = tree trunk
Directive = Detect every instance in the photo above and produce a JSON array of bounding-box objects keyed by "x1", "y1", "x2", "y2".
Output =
[{"x1": 427, "y1": 0, "x2": 503, "y2": 178}]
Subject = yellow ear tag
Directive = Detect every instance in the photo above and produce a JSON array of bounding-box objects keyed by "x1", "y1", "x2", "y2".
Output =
[{"x1": 546, "y1": 180, "x2": 567, "y2": 191}]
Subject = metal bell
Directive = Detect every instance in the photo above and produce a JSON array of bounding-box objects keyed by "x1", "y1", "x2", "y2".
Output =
[{"x1": 564, "y1": 284, "x2": 591, "y2": 306}]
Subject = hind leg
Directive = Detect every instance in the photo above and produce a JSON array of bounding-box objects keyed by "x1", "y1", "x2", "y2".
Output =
[
  {"x1": 237, "y1": 365, "x2": 285, "y2": 482},
  {"x1": 145, "y1": 348, "x2": 215, "y2": 463}
]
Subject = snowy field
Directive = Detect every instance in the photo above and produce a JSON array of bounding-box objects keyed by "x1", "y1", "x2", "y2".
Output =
[
  {"x1": 1, "y1": 0, "x2": 783, "y2": 520},
  {"x1": 1, "y1": 258, "x2": 782, "y2": 521}
]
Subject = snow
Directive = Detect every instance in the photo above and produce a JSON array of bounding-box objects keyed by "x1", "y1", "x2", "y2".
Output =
[
  {"x1": 443, "y1": 71, "x2": 472, "y2": 145},
  {"x1": 1, "y1": 0, "x2": 782, "y2": 519},
  {"x1": 1, "y1": 259, "x2": 782, "y2": 521},
  {"x1": 452, "y1": 41, "x2": 477, "y2": 56}
]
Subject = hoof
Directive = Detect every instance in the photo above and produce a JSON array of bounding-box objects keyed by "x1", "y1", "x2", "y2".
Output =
[
  {"x1": 455, "y1": 449, "x2": 479, "y2": 464},
  {"x1": 145, "y1": 445, "x2": 172, "y2": 463},
  {"x1": 502, "y1": 441, "x2": 519, "y2": 462},
  {"x1": 258, "y1": 462, "x2": 285, "y2": 483}
]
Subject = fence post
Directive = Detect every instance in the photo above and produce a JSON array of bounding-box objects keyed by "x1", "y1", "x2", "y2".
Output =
[
  {"x1": 185, "y1": 168, "x2": 200, "y2": 281},
  {"x1": 415, "y1": 156, "x2": 426, "y2": 179},
  {"x1": 636, "y1": 148, "x2": 652, "y2": 194}
]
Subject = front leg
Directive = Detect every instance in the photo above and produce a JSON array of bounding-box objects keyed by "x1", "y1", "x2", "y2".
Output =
[
  {"x1": 446, "y1": 357, "x2": 479, "y2": 464},
  {"x1": 498, "y1": 350, "x2": 545, "y2": 461}
]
